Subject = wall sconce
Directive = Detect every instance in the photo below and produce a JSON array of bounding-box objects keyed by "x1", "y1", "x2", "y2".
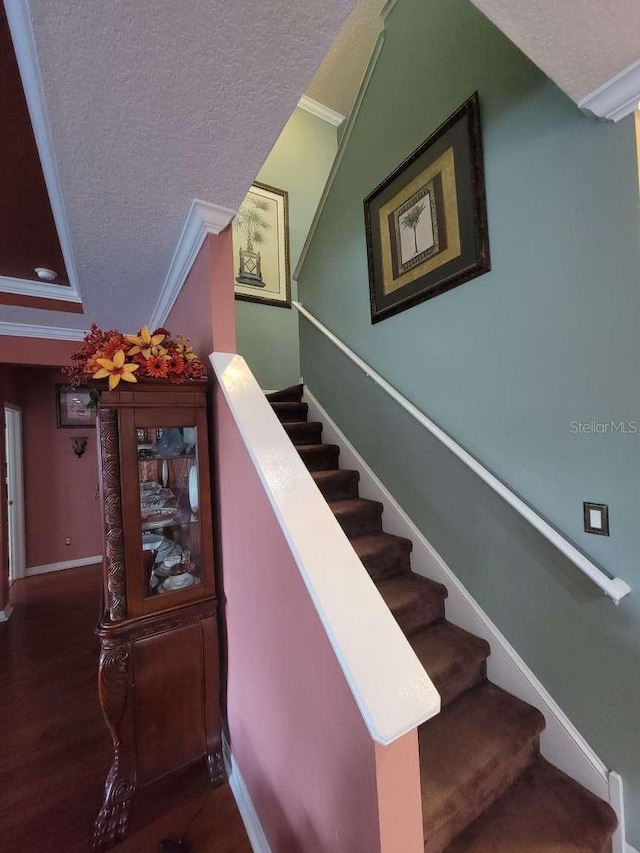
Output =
[{"x1": 71, "y1": 436, "x2": 88, "y2": 458}]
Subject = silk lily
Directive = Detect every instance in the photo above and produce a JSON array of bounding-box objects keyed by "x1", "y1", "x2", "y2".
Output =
[
  {"x1": 126, "y1": 325, "x2": 166, "y2": 359},
  {"x1": 93, "y1": 349, "x2": 140, "y2": 389}
]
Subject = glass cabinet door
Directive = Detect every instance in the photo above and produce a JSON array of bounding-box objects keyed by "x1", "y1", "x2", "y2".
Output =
[{"x1": 137, "y1": 426, "x2": 203, "y2": 599}]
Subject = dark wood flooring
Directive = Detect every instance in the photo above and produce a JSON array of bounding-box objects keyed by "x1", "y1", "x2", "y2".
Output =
[{"x1": 0, "y1": 566, "x2": 251, "y2": 853}]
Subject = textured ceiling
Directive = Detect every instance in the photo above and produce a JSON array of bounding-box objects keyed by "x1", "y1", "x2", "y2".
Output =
[
  {"x1": 0, "y1": 3, "x2": 68, "y2": 284},
  {"x1": 306, "y1": 0, "x2": 384, "y2": 118},
  {"x1": 470, "y1": 0, "x2": 640, "y2": 101},
  {"x1": 0, "y1": 0, "x2": 356, "y2": 332}
]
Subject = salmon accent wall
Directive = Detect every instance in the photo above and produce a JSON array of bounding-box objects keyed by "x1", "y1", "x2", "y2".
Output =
[
  {"x1": 20, "y1": 367, "x2": 101, "y2": 568},
  {"x1": 0, "y1": 336, "x2": 79, "y2": 366},
  {"x1": 165, "y1": 230, "x2": 236, "y2": 359},
  {"x1": 215, "y1": 385, "x2": 383, "y2": 852}
]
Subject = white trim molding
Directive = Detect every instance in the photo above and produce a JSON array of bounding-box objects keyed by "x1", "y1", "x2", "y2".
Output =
[
  {"x1": 626, "y1": 845, "x2": 640, "y2": 853},
  {"x1": 295, "y1": 302, "x2": 631, "y2": 604},
  {"x1": 211, "y1": 351, "x2": 441, "y2": 745},
  {"x1": 293, "y1": 33, "x2": 385, "y2": 282},
  {"x1": 297, "y1": 95, "x2": 345, "y2": 128},
  {"x1": 0, "y1": 321, "x2": 88, "y2": 340},
  {"x1": 4, "y1": 0, "x2": 83, "y2": 304},
  {"x1": 579, "y1": 59, "x2": 640, "y2": 122},
  {"x1": 0, "y1": 276, "x2": 82, "y2": 304},
  {"x1": 0, "y1": 604, "x2": 14, "y2": 623},
  {"x1": 149, "y1": 199, "x2": 236, "y2": 330},
  {"x1": 26, "y1": 555, "x2": 102, "y2": 577},
  {"x1": 226, "y1": 744, "x2": 272, "y2": 853},
  {"x1": 305, "y1": 388, "x2": 628, "y2": 849}
]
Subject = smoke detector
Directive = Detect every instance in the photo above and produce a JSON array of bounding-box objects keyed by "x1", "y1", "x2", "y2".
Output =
[{"x1": 34, "y1": 267, "x2": 57, "y2": 281}]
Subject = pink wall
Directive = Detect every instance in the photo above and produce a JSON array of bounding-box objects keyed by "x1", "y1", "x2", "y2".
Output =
[
  {"x1": 166, "y1": 229, "x2": 236, "y2": 359},
  {"x1": 215, "y1": 386, "x2": 382, "y2": 852},
  {"x1": 20, "y1": 367, "x2": 101, "y2": 567},
  {"x1": 0, "y1": 336, "x2": 78, "y2": 366}
]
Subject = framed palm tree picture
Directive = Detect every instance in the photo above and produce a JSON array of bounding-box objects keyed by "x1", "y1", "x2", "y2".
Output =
[
  {"x1": 233, "y1": 182, "x2": 291, "y2": 308},
  {"x1": 364, "y1": 93, "x2": 490, "y2": 323}
]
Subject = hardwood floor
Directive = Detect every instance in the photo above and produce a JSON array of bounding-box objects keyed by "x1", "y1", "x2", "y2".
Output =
[{"x1": 0, "y1": 566, "x2": 251, "y2": 853}]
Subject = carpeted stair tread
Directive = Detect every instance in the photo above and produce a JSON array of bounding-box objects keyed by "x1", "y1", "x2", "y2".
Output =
[
  {"x1": 329, "y1": 497, "x2": 384, "y2": 537},
  {"x1": 283, "y1": 421, "x2": 323, "y2": 445},
  {"x1": 376, "y1": 572, "x2": 447, "y2": 635},
  {"x1": 266, "y1": 384, "x2": 303, "y2": 403},
  {"x1": 296, "y1": 443, "x2": 340, "y2": 471},
  {"x1": 444, "y1": 757, "x2": 617, "y2": 853},
  {"x1": 270, "y1": 401, "x2": 309, "y2": 423},
  {"x1": 311, "y1": 469, "x2": 360, "y2": 501},
  {"x1": 420, "y1": 682, "x2": 545, "y2": 852},
  {"x1": 409, "y1": 620, "x2": 490, "y2": 706},
  {"x1": 350, "y1": 532, "x2": 413, "y2": 581}
]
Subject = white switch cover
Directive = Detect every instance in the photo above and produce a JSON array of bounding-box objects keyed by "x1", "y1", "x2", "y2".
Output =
[{"x1": 589, "y1": 508, "x2": 603, "y2": 529}]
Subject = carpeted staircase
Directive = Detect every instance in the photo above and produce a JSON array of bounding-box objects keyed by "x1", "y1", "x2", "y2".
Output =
[{"x1": 267, "y1": 385, "x2": 618, "y2": 853}]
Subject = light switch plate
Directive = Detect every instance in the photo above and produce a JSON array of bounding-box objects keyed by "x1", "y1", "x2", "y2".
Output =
[{"x1": 583, "y1": 502, "x2": 609, "y2": 536}]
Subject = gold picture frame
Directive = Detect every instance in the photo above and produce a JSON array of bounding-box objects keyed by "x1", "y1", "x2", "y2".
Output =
[
  {"x1": 233, "y1": 181, "x2": 291, "y2": 309},
  {"x1": 364, "y1": 93, "x2": 490, "y2": 323}
]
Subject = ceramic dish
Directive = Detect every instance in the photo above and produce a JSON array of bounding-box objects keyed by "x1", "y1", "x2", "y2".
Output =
[
  {"x1": 157, "y1": 573, "x2": 197, "y2": 594},
  {"x1": 188, "y1": 465, "x2": 199, "y2": 514}
]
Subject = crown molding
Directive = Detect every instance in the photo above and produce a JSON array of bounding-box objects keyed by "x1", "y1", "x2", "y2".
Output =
[
  {"x1": 4, "y1": 0, "x2": 83, "y2": 302},
  {"x1": 294, "y1": 32, "x2": 385, "y2": 282},
  {"x1": 0, "y1": 275, "x2": 82, "y2": 303},
  {"x1": 298, "y1": 95, "x2": 345, "y2": 128},
  {"x1": 578, "y1": 58, "x2": 640, "y2": 122},
  {"x1": 381, "y1": 0, "x2": 400, "y2": 21},
  {"x1": 149, "y1": 199, "x2": 236, "y2": 329},
  {"x1": 0, "y1": 322, "x2": 87, "y2": 340}
]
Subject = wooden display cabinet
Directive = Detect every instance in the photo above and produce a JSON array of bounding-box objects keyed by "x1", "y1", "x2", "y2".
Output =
[{"x1": 93, "y1": 381, "x2": 224, "y2": 851}]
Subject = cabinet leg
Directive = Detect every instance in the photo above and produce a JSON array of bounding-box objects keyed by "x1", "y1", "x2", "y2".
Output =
[
  {"x1": 93, "y1": 751, "x2": 136, "y2": 851},
  {"x1": 205, "y1": 749, "x2": 227, "y2": 787},
  {"x1": 94, "y1": 643, "x2": 136, "y2": 850}
]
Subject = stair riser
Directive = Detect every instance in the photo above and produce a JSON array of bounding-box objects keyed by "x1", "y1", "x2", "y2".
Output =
[
  {"x1": 266, "y1": 385, "x2": 303, "y2": 403},
  {"x1": 298, "y1": 447, "x2": 340, "y2": 471},
  {"x1": 391, "y1": 595, "x2": 445, "y2": 636},
  {"x1": 437, "y1": 661, "x2": 488, "y2": 709},
  {"x1": 360, "y1": 548, "x2": 412, "y2": 582},
  {"x1": 314, "y1": 472, "x2": 360, "y2": 502},
  {"x1": 284, "y1": 423, "x2": 323, "y2": 445},
  {"x1": 271, "y1": 403, "x2": 308, "y2": 423},
  {"x1": 424, "y1": 739, "x2": 540, "y2": 853},
  {"x1": 334, "y1": 506, "x2": 383, "y2": 538}
]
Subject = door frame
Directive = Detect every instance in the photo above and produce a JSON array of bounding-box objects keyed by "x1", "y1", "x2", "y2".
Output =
[{"x1": 5, "y1": 404, "x2": 26, "y2": 583}]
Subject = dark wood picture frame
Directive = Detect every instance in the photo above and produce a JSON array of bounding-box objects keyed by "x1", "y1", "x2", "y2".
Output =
[
  {"x1": 233, "y1": 181, "x2": 292, "y2": 310},
  {"x1": 56, "y1": 384, "x2": 97, "y2": 428},
  {"x1": 364, "y1": 92, "x2": 490, "y2": 323}
]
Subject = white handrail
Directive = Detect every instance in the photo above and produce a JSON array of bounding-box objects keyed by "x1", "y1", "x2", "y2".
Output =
[
  {"x1": 211, "y1": 352, "x2": 441, "y2": 744},
  {"x1": 294, "y1": 302, "x2": 631, "y2": 605}
]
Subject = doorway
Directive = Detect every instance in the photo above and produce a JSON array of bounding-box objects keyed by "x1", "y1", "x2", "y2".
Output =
[{"x1": 5, "y1": 404, "x2": 25, "y2": 583}]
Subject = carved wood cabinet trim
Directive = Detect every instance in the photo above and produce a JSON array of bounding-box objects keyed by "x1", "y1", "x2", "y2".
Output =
[{"x1": 98, "y1": 408, "x2": 127, "y2": 621}]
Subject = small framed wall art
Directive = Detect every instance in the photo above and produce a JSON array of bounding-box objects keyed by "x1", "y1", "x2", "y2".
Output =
[
  {"x1": 233, "y1": 181, "x2": 291, "y2": 309},
  {"x1": 364, "y1": 92, "x2": 490, "y2": 323},
  {"x1": 56, "y1": 384, "x2": 97, "y2": 428}
]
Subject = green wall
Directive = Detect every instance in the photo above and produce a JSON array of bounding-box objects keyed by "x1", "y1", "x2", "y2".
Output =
[
  {"x1": 297, "y1": 0, "x2": 640, "y2": 839},
  {"x1": 235, "y1": 107, "x2": 337, "y2": 389}
]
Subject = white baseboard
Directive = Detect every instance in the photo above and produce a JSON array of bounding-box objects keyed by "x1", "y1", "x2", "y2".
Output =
[
  {"x1": 626, "y1": 844, "x2": 639, "y2": 853},
  {"x1": 304, "y1": 389, "x2": 627, "y2": 850},
  {"x1": 0, "y1": 603, "x2": 14, "y2": 622},
  {"x1": 224, "y1": 737, "x2": 272, "y2": 853},
  {"x1": 26, "y1": 555, "x2": 102, "y2": 576}
]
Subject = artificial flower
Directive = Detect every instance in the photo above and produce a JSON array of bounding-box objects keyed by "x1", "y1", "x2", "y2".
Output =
[
  {"x1": 165, "y1": 354, "x2": 185, "y2": 375},
  {"x1": 174, "y1": 335, "x2": 196, "y2": 361},
  {"x1": 144, "y1": 356, "x2": 169, "y2": 378},
  {"x1": 93, "y1": 349, "x2": 140, "y2": 389},
  {"x1": 126, "y1": 325, "x2": 166, "y2": 359}
]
